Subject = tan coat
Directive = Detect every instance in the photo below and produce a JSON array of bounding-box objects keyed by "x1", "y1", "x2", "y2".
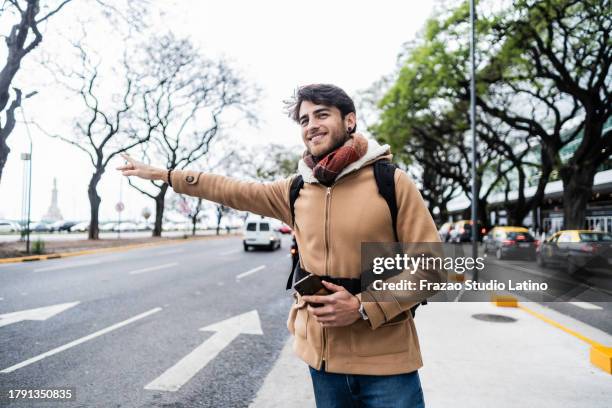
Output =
[{"x1": 170, "y1": 138, "x2": 441, "y2": 375}]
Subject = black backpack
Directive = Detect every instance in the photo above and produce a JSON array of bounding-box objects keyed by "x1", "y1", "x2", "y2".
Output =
[{"x1": 288, "y1": 160, "x2": 426, "y2": 317}]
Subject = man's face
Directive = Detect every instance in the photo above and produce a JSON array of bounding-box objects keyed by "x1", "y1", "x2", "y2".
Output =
[{"x1": 298, "y1": 100, "x2": 356, "y2": 158}]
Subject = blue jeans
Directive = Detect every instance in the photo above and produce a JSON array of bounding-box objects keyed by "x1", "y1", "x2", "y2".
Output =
[{"x1": 309, "y1": 365, "x2": 425, "y2": 408}]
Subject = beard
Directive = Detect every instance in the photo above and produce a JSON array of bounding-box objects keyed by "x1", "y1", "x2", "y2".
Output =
[{"x1": 311, "y1": 129, "x2": 350, "y2": 160}]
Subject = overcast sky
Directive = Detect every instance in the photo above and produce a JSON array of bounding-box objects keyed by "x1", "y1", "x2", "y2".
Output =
[{"x1": 0, "y1": 0, "x2": 436, "y2": 223}]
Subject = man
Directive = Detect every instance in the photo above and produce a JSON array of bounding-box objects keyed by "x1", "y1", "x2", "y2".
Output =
[{"x1": 118, "y1": 84, "x2": 440, "y2": 407}]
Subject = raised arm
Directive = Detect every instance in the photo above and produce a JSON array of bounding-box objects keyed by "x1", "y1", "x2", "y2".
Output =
[{"x1": 116, "y1": 153, "x2": 293, "y2": 225}]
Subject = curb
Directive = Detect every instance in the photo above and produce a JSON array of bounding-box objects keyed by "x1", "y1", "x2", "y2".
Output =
[
  {"x1": 0, "y1": 234, "x2": 236, "y2": 265},
  {"x1": 492, "y1": 294, "x2": 611, "y2": 375}
]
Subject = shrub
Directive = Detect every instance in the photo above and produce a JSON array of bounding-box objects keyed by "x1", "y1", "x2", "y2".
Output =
[{"x1": 32, "y1": 239, "x2": 45, "y2": 255}]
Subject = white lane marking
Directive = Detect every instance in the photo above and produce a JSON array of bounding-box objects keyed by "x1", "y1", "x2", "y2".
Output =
[
  {"x1": 33, "y1": 260, "x2": 101, "y2": 273},
  {"x1": 0, "y1": 297, "x2": 3, "y2": 301},
  {"x1": 0, "y1": 307, "x2": 162, "y2": 373},
  {"x1": 144, "y1": 310, "x2": 263, "y2": 392},
  {"x1": 220, "y1": 249, "x2": 241, "y2": 256},
  {"x1": 0, "y1": 301, "x2": 79, "y2": 329},
  {"x1": 156, "y1": 249, "x2": 185, "y2": 256},
  {"x1": 129, "y1": 263, "x2": 179, "y2": 275},
  {"x1": 236, "y1": 265, "x2": 265, "y2": 280},
  {"x1": 568, "y1": 301, "x2": 603, "y2": 310}
]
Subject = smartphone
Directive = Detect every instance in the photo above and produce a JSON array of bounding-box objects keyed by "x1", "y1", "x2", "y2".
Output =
[{"x1": 293, "y1": 274, "x2": 328, "y2": 307}]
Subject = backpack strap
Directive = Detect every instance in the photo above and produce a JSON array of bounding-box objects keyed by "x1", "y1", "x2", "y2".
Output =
[
  {"x1": 373, "y1": 160, "x2": 427, "y2": 317},
  {"x1": 286, "y1": 175, "x2": 304, "y2": 290},
  {"x1": 373, "y1": 161, "x2": 399, "y2": 241},
  {"x1": 289, "y1": 175, "x2": 304, "y2": 227}
]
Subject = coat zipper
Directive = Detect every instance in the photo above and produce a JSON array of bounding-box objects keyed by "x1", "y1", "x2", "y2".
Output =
[
  {"x1": 317, "y1": 170, "x2": 368, "y2": 370},
  {"x1": 320, "y1": 186, "x2": 332, "y2": 368}
]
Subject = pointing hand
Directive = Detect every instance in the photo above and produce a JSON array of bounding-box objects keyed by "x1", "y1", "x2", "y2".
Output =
[{"x1": 116, "y1": 153, "x2": 165, "y2": 182}]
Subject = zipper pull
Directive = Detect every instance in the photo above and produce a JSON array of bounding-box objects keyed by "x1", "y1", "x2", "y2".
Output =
[{"x1": 326, "y1": 187, "x2": 331, "y2": 195}]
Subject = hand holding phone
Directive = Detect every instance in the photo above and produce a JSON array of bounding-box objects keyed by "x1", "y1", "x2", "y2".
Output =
[{"x1": 293, "y1": 274, "x2": 329, "y2": 307}]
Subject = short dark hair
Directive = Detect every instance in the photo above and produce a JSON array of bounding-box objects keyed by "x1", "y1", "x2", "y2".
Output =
[{"x1": 286, "y1": 84, "x2": 357, "y2": 134}]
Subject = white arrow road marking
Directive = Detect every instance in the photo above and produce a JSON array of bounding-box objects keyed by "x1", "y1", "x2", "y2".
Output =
[
  {"x1": 0, "y1": 302, "x2": 80, "y2": 329},
  {"x1": 569, "y1": 301, "x2": 603, "y2": 310},
  {"x1": 34, "y1": 260, "x2": 101, "y2": 273},
  {"x1": 129, "y1": 263, "x2": 178, "y2": 275},
  {"x1": 0, "y1": 307, "x2": 162, "y2": 374},
  {"x1": 236, "y1": 265, "x2": 265, "y2": 280},
  {"x1": 144, "y1": 310, "x2": 263, "y2": 392}
]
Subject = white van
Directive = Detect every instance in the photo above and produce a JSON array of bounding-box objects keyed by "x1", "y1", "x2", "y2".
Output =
[{"x1": 243, "y1": 217, "x2": 282, "y2": 251}]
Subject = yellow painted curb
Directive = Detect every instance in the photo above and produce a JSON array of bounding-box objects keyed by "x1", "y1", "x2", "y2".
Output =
[
  {"x1": 518, "y1": 304, "x2": 611, "y2": 375},
  {"x1": 491, "y1": 294, "x2": 518, "y2": 307},
  {"x1": 451, "y1": 273, "x2": 465, "y2": 282},
  {"x1": 590, "y1": 345, "x2": 612, "y2": 374},
  {"x1": 0, "y1": 234, "x2": 235, "y2": 265}
]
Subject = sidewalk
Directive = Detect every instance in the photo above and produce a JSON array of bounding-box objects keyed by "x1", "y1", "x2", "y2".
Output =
[{"x1": 250, "y1": 301, "x2": 611, "y2": 408}]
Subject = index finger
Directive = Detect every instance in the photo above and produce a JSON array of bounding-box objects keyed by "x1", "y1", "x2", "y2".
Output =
[{"x1": 301, "y1": 295, "x2": 335, "y2": 305}]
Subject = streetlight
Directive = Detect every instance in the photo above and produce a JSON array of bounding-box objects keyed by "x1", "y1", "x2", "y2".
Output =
[
  {"x1": 469, "y1": 0, "x2": 480, "y2": 280},
  {"x1": 19, "y1": 91, "x2": 37, "y2": 254}
]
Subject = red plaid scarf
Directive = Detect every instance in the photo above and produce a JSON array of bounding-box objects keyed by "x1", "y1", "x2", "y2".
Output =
[{"x1": 303, "y1": 134, "x2": 369, "y2": 186}]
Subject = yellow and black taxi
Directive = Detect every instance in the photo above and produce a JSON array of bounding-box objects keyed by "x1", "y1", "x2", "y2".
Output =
[
  {"x1": 483, "y1": 226, "x2": 537, "y2": 260},
  {"x1": 536, "y1": 230, "x2": 612, "y2": 274}
]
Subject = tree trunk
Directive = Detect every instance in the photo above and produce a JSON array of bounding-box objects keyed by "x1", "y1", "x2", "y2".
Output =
[
  {"x1": 152, "y1": 184, "x2": 169, "y2": 237},
  {"x1": 0, "y1": 137, "x2": 9, "y2": 183},
  {"x1": 560, "y1": 164, "x2": 597, "y2": 230},
  {"x1": 87, "y1": 170, "x2": 104, "y2": 240},
  {"x1": 191, "y1": 215, "x2": 197, "y2": 236}
]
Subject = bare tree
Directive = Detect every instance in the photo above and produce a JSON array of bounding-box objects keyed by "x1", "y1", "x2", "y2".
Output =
[
  {"x1": 41, "y1": 41, "x2": 154, "y2": 239},
  {"x1": 170, "y1": 194, "x2": 205, "y2": 236},
  {"x1": 0, "y1": 0, "x2": 74, "y2": 182},
  {"x1": 127, "y1": 34, "x2": 258, "y2": 237}
]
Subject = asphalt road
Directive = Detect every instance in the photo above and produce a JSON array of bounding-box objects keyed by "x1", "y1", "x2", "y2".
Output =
[
  {"x1": 0, "y1": 235, "x2": 295, "y2": 407},
  {"x1": 0, "y1": 238, "x2": 610, "y2": 407}
]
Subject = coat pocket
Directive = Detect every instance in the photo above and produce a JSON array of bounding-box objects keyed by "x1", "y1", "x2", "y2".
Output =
[
  {"x1": 350, "y1": 312, "x2": 411, "y2": 357},
  {"x1": 287, "y1": 293, "x2": 308, "y2": 338}
]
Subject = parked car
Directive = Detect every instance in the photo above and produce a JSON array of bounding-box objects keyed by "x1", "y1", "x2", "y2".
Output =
[
  {"x1": 99, "y1": 222, "x2": 117, "y2": 232},
  {"x1": 70, "y1": 221, "x2": 90, "y2": 232},
  {"x1": 438, "y1": 222, "x2": 455, "y2": 242},
  {"x1": 114, "y1": 222, "x2": 138, "y2": 232},
  {"x1": 449, "y1": 220, "x2": 485, "y2": 243},
  {"x1": 135, "y1": 222, "x2": 152, "y2": 231},
  {"x1": 0, "y1": 220, "x2": 20, "y2": 233},
  {"x1": 483, "y1": 226, "x2": 537, "y2": 260},
  {"x1": 537, "y1": 230, "x2": 612, "y2": 274},
  {"x1": 55, "y1": 221, "x2": 78, "y2": 232},
  {"x1": 243, "y1": 217, "x2": 282, "y2": 251},
  {"x1": 31, "y1": 222, "x2": 51, "y2": 232}
]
